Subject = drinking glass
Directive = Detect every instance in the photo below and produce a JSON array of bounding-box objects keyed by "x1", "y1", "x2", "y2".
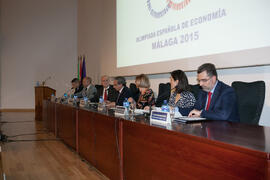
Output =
[{"x1": 170, "y1": 106, "x2": 175, "y2": 120}]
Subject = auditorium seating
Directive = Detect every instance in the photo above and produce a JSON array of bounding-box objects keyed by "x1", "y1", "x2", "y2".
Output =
[
  {"x1": 129, "y1": 83, "x2": 140, "y2": 102},
  {"x1": 189, "y1": 84, "x2": 201, "y2": 100},
  {"x1": 232, "y1": 81, "x2": 265, "y2": 125},
  {"x1": 155, "y1": 83, "x2": 171, "y2": 107}
]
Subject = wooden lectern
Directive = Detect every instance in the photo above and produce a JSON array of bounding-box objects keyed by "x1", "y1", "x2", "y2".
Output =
[{"x1": 35, "y1": 86, "x2": 56, "y2": 121}]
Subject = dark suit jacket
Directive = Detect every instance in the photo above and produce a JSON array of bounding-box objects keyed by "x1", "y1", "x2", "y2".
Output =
[
  {"x1": 74, "y1": 84, "x2": 83, "y2": 94},
  {"x1": 116, "y1": 86, "x2": 131, "y2": 106},
  {"x1": 94, "y1": 85, "x2": 118, "y2": 103},
  {"x1": 194, "y1": 81, "x2": 240, "y2": 122}
]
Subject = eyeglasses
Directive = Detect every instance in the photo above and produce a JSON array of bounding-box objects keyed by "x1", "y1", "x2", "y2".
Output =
[{"x1": 197, "y1": 77, "x2": 211, "y2": 83}]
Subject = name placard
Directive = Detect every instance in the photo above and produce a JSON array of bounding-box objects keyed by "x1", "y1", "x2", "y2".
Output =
[
  {"x1": 150, "y1": 110, "x2": 171, "y2": 124},
  {"x1": 80, "y1": 99, "x2": 86, "y2": 108},
  {"x1": 115, "y1": 106, "x2": 126, "y2": 116},
  {"x1": 68, "y1": 98, "x2": 73, "y2": 105},
  {"x1": 56, "y1": 98, "x2": 61, "y2": 103}
]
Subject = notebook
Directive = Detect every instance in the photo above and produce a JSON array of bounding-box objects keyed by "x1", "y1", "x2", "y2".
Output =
[{"x1": 173, "y1": 116, "x2": 206, "y2": 123}]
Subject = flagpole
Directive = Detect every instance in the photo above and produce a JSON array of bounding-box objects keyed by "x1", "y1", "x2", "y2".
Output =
[{"x1": 77, "y1": 55, "x2": 80, "y2": 80}]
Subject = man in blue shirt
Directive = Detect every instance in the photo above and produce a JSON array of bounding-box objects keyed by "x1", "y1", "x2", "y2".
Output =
[{"x1": 188, "y1": 63, "x2": 240, "y2": 122}]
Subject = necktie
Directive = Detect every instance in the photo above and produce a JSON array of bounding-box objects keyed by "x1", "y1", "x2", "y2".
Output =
[
  {"x1": 206, "y1": 92, "x2": 212, "y2": 111},
  {"x1": 116, "y1": 92, "x2": 121, "y2": 104},
  {"x1": 104, "y1": 89, "x2": 108, "y2": 101},
  {"x1": 83, "y1": 88, "x2": 87, "y2": 97}
]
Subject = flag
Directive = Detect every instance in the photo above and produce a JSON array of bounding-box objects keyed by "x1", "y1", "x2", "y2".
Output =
[
  {"x1": 81, "y1": 55, "x2": 86, "y2": 84},
  {"x1": 77, "y1": 56, "x2": 81, "y2": 80},
  {"x1": 80, "y1": 56, "x2": 83, "y2": 80},
  {"x1": 77, "y1": 55, "x2": 83, "y2": 82}
]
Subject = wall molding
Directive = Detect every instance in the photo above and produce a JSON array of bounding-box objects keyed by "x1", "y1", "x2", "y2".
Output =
[{"x1": 0, "y1": 109, "x2": 35, "y2": 112}]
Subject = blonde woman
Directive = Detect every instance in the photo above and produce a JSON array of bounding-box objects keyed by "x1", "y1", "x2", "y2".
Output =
[{"x1": 128, "y1": 74, "x2": 155, "y2": 110}]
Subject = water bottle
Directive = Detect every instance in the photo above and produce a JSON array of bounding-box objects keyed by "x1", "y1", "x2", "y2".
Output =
[
  {"x1": 98, "y1": 96, "x2": 104, "y2": 111},
  {"x1": 99, "y1": 96, "x2": 104, "y2": 104},
  {"x1": 62, "y1": 93, "x2": 68, "y2": 104},
  {"x1": 83, "y1": 97, "x2": 88, "y2": 107},
  {"x1": 161, "y1": 100, "x2": 170, "y2": 112},
  {"x1": 123, "y1": 98, "x2": 130, "y2": 115},
  {"x1": 51, "y1": 93, "x2": 55, "y2": 102},
  {"x1": 73, "y1": 95, "x2": 78, "y2": 106}
]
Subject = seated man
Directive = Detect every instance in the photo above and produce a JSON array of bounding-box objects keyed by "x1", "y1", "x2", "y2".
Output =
[
  {"x1": 108, "y1": 76, "x2": 131, "y2": 107},
  {"x1": 188, "y1": 63, "x2": 239, "y2": 122},
  {"x1": 75, "y1": 77, "x2": 97, "y2": 101},
  {"x1": 94, "y1": 75, "x2": 118, "y2": 102},
  {"x1": 71, "y1": 78, "x2": 83, "y2": 95}
]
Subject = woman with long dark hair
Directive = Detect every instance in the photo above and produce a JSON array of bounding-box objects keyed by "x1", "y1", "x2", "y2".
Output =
[{"x1": 168, "y1": 70, "x2": 195, "y2": 116}]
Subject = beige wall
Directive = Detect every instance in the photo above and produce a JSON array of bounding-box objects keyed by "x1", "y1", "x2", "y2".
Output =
[
  {"x1": 0, "y1": 0, "x2": 2, "y2": 107},
  {"x1": 77, "y1": 0, "x2": 116, "y2": 83},
  {"x1": 0, "y1": 0, "x2": 77, "y2": 109},
  {"x1": 77, "y1": 0, "x2": 102, "y2": 84}
]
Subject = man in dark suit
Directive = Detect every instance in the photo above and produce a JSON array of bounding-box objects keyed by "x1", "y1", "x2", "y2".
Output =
[
  {"x1": 71, "y1": 78, "x2": 83, "y2": 95},
  {"x1": 108, "y1": 76, "x2": 131, "y2": 107},
  {"x1": 189, "y1": 63, "x2": 239, "y2": 122},
  {"x1": 94, "y1": 75, "x2": 118, "y2": 103}
]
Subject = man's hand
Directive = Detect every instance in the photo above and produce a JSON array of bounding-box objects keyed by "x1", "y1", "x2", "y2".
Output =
[
  {"x1": 188, "y1": 109, "x2": 202, "y2": 117},
  {"x1": 107, "y1": 102, "x2": 116, "y2": 108},
  {"x1": 144, "y1": 106, "x2": 150, "y2": 110},
  {"x1": 128, "y1": 97, "x2": 134, "y2": 103}
]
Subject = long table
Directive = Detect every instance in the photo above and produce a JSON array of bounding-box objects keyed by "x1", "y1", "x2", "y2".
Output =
[{"x1": 43, "y1": 101, "x2": 270, "y2": 180}]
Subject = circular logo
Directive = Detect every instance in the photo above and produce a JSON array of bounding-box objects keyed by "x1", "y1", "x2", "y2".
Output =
[
  {"x1": 147, "y1": 0, "x2": 170, "y2": 18},
  {"x1": 167, "y1": 0, "x2": 190, "y2": 11},
  {"x1": 147, "y1": 0, "x2": 191, "y2": 18}
]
